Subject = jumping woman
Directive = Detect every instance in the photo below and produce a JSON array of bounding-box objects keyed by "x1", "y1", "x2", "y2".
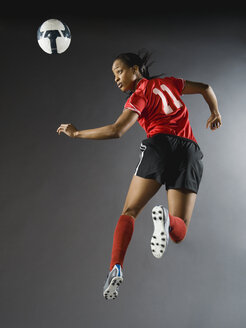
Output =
[{"x1": 56, "y1": 51, "x2": 222, "y2": 301}]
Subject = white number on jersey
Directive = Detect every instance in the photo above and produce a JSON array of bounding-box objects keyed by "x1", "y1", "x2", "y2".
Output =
[{"x1": 153, "y1": 84, "x2": 183, "y2": 115}]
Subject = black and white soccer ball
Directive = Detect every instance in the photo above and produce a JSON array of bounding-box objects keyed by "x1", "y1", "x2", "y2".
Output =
[{"x1": 37, "y1": 19, "x2": 71, "y2": 54}]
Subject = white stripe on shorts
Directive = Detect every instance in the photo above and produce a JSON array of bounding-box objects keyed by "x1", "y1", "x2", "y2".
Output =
[{"x1": 134, "y1": 143, "x2": 147, "y2": 176}]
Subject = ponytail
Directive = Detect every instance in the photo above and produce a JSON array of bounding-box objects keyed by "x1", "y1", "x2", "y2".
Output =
[{"x1": 114, "y1": 49, "x2": 163, "y2": 80}]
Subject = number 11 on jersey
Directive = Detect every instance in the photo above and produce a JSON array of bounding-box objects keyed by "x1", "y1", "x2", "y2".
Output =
[{"x1": 153, "y1": 84, "x2": 183, "y2": 115}]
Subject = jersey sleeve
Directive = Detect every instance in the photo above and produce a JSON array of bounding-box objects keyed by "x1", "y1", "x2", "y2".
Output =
[
  {"x1": 124, "y1": 91, "x2": 147, "y2": 116},
  {"x1": 168, "y1": 77, "x2": 185, "y2": 95}
]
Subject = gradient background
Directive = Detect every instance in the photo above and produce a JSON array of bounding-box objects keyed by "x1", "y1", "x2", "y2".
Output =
[{"x1": 1, "y1": 5, "x2": 246, "y2": 328}]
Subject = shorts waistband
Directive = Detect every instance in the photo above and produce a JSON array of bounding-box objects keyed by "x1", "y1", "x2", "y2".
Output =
[{"x1": 147, "y1": 133, "x2": 201, "y2": 149}]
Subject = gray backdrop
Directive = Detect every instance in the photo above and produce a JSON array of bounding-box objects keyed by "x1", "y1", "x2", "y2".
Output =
[{"x1": 1, "y1": 8, "x2": 246, "y2": 328}]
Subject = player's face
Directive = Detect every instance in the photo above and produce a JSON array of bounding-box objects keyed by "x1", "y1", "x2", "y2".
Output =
[{"x1": 112, "y1": 59, "x2": 139, "y2": 92}]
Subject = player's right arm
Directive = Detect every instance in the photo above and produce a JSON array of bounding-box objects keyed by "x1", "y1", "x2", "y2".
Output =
[{"x1": 56, "y1": 109, "x2": 139, "y2": 140}]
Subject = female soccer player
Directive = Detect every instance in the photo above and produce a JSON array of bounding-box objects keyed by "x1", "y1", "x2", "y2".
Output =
[{"x1": 57, "y1": 51, "x2": 222, "y2": 301}]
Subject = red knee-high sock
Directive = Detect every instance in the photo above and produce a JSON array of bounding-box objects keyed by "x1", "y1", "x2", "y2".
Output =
[
  {"x1": 109, "y1": 215, "x2": 135, "y2": 271},
  {"x1": 169, "y1": 214, "x2": 187, "y2": 243}
]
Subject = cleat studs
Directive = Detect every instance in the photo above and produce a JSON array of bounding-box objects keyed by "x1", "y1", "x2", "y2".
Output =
[
  {"x1": 159, "y1": 217, "x2": 162, "y2": 220},
  {"x1": 161, "y1": 232, "x2": 164, "y2": 235},
  {"x1": 161, "y1": 244, "x2": 165, "y2": 248}
]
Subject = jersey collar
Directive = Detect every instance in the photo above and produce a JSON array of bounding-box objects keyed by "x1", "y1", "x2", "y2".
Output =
[{"x1": 135, "y1": 78, "x2": 147, "y2": 89}]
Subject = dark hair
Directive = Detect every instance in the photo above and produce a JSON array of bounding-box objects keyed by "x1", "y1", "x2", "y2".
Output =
[{"x1": 114, "y1": 50, "x2": 163, "y2": 80}]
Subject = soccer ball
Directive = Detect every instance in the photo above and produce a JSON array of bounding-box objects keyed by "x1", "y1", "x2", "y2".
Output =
[{"x1": 37, "y1": 19, "x2": 71, "y2": 54}]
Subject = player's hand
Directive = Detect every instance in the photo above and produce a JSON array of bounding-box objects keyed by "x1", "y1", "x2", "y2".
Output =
[
  {"x1": 206, "y1": 113, "x2": 222, "y2": 131},
  {"x1": 56, "y1": 123, "x2": 78, "y2": 138}
]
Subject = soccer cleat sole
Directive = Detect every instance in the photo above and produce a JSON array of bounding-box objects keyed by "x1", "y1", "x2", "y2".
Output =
[
  {"x1": 103, "y1": 276, "x2": 123, "y2": 300},
  {"x1": 151, "y1": 206, "x2": 169, "y2": 259}
]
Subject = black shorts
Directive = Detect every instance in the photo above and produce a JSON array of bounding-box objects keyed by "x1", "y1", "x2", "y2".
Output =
[{"x1": 134, "y1": 134, "x2": 204, "y2": 194}]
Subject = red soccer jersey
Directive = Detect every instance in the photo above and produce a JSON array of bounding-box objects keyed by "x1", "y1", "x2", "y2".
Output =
[{"x1": 124, "y1": 77, "x2": 197, "y2": 144}]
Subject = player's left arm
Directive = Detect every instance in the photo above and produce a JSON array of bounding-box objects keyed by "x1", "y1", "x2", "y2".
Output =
[
  {"x1": 56, "y1": 109, "x2": 139, "y2": 139},
  {"x1": 182, "y1": 80, "x2": 222, "y2": 131}
]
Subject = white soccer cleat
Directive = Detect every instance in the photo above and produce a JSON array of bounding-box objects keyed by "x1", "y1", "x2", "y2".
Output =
[
  {"x1": 151, "y1": 205, "x2": 170, "y2": 258},
  {"x1": 103, "y1": 264, "x2": 123, "y2": 300}
]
